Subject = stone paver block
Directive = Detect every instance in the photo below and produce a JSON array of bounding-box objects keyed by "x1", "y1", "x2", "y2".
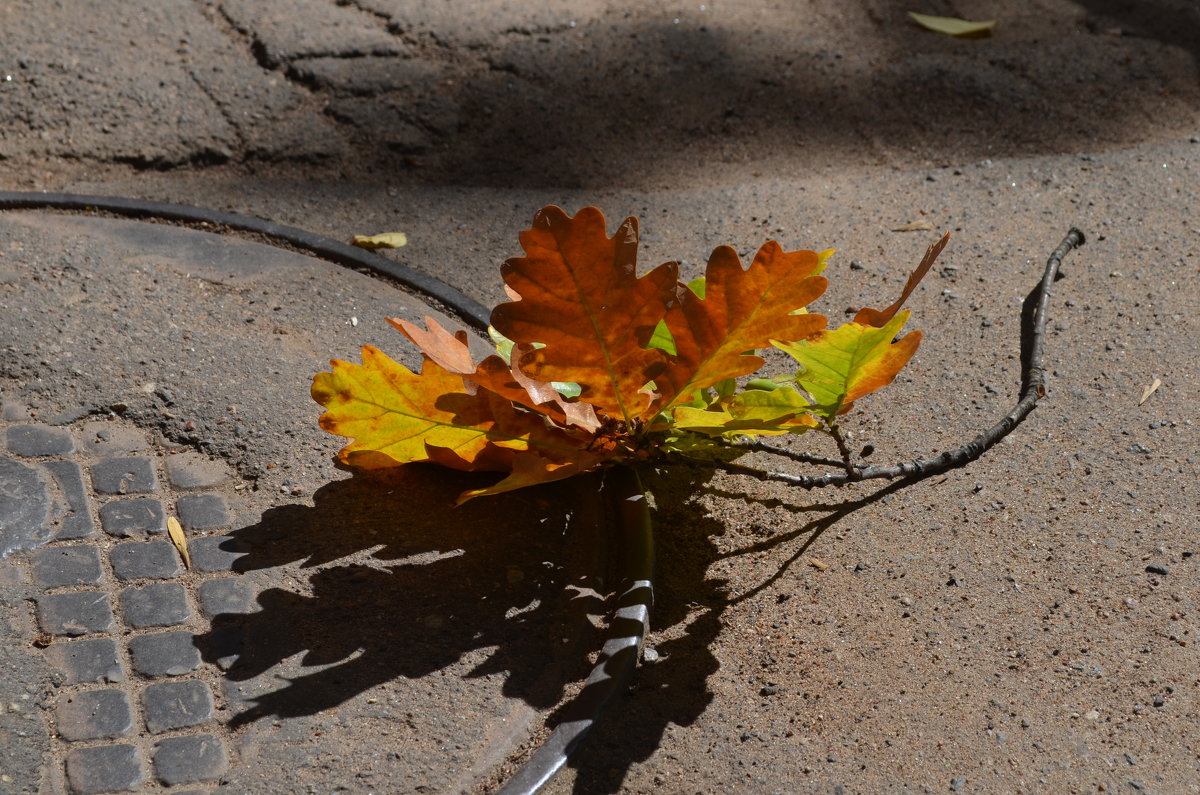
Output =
[
  {"x1": 187, "y1": 535, "x2": 248, "y2": 572},
  {"x1": 176, "y1": 494, "x2": 230, "y2": 531},
  {"x1": 43, "y1": 638, "x2": 125, "y2": 684},
  {"x1": 0, "y1": 456, "x2": 51, "y2": 556},
  {"x1": 111, "y1": 540, "x2": 181, "y2": 580},
  {"x1": 120, "y1": 582, "x2": 191, "y2": 628},
  {"x1": 100, "y1": 497, "x2": 165, "y2": 538},
  {"x1": 91, "y1": 456, "x2": 157, "y2": 495},
  {"x1": 142, "y1": 679, "x2": 215, "y2": 733},
  {"x1": 129, "y1": 631, "x2": 201, "y2": 677},
  {"x1": 209, "y1": 626, "x2": 245, "y2": 671},
  {"x1": 80, "y1": 421, "x2": 148, "y2": 457},
  {"x1": 165, "y1": 451, "x2": 228, "y2": 490},
  {"x1": 153, "y1": 734, "x2": 228, "y2": 786},
  {"x1": 7, "y1": 424, "x2": 74, "y2": 456},
  {"x1": 55, "y1": 688, "x2": 133, "y2": 741},
  {"x1": 31, "y1": 545, "x2": 103, "y2": 589},
  {"x1": 1, "y1": 400, "x2": 27, "y2": 421},
  {"x1": 37, "y1": 591, "x2": 114, "y2": 636},
  {"x1": 199, "y1": 577, "x2": 260, "y2": 617},
  {"x1": 43, "y1": 461, "x2": 95, "y2": 539},
  {"x1": 65, "y1": 743, "x2": 143, "y2": 794}
]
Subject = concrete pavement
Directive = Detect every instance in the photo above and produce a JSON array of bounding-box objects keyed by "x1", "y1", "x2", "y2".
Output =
[{"x1": 3, "y1": 1, "x2": 1200, "y2": 792}]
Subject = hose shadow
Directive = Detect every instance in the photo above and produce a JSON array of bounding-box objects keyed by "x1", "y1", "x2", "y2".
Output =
[{"x1": 193, "y1": 465, "x2": 608, "y2": 729}]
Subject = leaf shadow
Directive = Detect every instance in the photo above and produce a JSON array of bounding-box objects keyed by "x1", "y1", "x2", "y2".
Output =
[
  {"x1": 193, "y1": 465, "x2": 610, "y2": 730},
  {"x1": 192, "y1": 445, "x2": 943, "y2": 792},
  {"x1": 561, "y1": 469, "x2": 915, "y2": 794}
]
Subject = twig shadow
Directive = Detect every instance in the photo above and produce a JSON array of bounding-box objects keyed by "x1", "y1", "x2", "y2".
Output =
[{"x1": 193, "y1": 465, "x2": 608, "y2": 729}]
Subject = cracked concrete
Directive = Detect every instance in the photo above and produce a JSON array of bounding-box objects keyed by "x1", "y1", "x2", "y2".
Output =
[{"x1": 219, "y1": 0, "x2": 406, "y2": 67}]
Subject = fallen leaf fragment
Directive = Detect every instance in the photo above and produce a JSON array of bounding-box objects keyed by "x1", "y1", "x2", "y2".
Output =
[
  {"x1": 351, "y1": 232, "x2": 408, "y2": 250},
  {"x1": 893, "y1": 220, "x2": 935, "y2": 232},
  {"x1": 855, "y1": 233, "x2": 948, "y2": 327},
  {"x1": 1138, "y1": 377, "x2": 1162, "y2": 405},
  {"x1": 167, "y1": 516, "x2": 191, "y2": 570},
  {"x1": 809, "y1": 557, "x2": 829, "y2": 571},
  {"x1": 908, "y1": 12, "x2": 996, "y2": 38}
]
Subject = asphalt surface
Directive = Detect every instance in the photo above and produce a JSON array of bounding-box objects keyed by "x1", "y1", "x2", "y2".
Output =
[{"x1": 2, "y1": 2, "x2": 1200, "y2": 793}]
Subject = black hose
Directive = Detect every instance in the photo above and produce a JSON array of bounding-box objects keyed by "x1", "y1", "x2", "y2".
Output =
[{"x1": 0, "y1": 191, "x2": 491, "y2": 330}]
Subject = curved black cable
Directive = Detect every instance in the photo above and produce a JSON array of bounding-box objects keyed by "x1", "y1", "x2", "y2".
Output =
[{"x1": 0, "y1": 190, "x2": 491, "y2": 330}]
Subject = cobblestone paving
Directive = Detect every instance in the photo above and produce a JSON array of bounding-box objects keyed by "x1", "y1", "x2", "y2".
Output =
[{"x1": 2, "y1": 404, "x2": 258, "y2": 794}]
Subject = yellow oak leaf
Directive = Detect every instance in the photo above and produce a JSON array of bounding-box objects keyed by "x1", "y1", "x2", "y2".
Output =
[
  {"x1": 672, "y1": 387, "x2": 821, "y2": 437},
  {"x1": 775, "y1": 311, "x2": 921, "y2": 418},
  {"x1": 311, "y1": 346, "x2": 583, "y2": 470}
]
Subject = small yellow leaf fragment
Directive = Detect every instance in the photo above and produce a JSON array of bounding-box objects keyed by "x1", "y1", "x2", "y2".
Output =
[
  {"x1": 908, "y1": 12, "x2": 996, "y2": 38},
  {"x1": 167, "y1": 516, "x2": 191, "y2": 570},
  {"x1": 351, "y1": 232, "x2": 408, "y2": 250},
  {"x1": 892, "y1": 220, "x2": 935, "y2": 232},
  {"x1": 1138, "y1": 377, "x2": 1162, "y2": 405},
  {"x1": 809, "y1": 557, "x2": 829, "y2": 571}
]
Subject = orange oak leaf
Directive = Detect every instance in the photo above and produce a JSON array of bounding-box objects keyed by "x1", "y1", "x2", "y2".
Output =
[
  {"x1": 651, "y1": 242, "x2": 829, "y2": 413},
  {"x1": 490, "y1": 206, "x2": 679, "y2": 423},
  {"x1": 389, "y1": 315, "x2": 476, "y2": 374},
  {"x1": 472, "y1": 350, "x2": 602, "y2": 432},
  {"x1": 311, "y1": 346, "x2": 584, "y2": 470}
]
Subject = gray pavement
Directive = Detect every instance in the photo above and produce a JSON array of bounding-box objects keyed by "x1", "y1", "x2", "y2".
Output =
[{"x1": 3, "y1": 1, "x2": 1200, "y2": 793}]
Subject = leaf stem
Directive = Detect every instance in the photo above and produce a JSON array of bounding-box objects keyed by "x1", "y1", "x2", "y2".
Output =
[
  {"x1": 667, "y1": 454, "x2": 789, "y2": 484},
  {"x1": 727, "y1": 440, "x2": 845, "y2": 469},
  {"x1": 825, "y1": 422, "x2": 860, "y2": 478}
]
